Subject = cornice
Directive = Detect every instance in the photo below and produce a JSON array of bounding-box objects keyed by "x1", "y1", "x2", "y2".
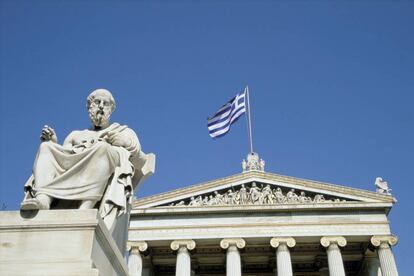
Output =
[{"x1": 130, "y1": 201, "x2": 392, "y2": 216}]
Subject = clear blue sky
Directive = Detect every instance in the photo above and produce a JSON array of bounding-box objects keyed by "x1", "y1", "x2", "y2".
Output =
[{"x1": 1, "y1": 0, "x2": 413, "y2": 273}]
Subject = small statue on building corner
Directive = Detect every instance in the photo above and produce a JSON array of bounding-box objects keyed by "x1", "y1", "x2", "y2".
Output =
[{"x1": 375, "y1": 177, "x2": 392, "y2": 195}]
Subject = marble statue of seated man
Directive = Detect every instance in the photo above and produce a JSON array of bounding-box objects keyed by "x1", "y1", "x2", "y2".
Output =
[{"x1": 21, "y1": 89, "x2": 155, "y2": 225}]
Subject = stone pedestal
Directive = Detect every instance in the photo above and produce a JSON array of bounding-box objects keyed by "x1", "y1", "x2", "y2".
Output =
[{"x1": 0, "y1": 209, "x2": 129, "y2": 276}]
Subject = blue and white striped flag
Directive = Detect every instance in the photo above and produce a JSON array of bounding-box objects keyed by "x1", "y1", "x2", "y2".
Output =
[{"x1": 208, "y1": 88, "x2": 247, "y2": 138}]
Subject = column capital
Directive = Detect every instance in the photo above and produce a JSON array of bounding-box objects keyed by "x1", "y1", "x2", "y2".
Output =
[
  {"x1": 220, "y1": 238, "x2": 246, "y2": 249},
  {"x1": 127, "y1": 241, "x2": 148, "y2": 254},
  {"x1": 170, "y1": 239, "x2": 196, "y2": 251},
  {"x1": 320, "y1": 236, "x2": 347, "y2": 248},
  {"x1": 270, "y1": 237, "x2": 296, "y2": 248},
  {"x1": 371, "y1": 235, "x2": 398, "y2": 248}
]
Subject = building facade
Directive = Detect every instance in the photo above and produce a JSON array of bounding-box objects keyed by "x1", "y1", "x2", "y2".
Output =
[{"x1": 127, "y1": 154, "x2": 398, "y2": 276}]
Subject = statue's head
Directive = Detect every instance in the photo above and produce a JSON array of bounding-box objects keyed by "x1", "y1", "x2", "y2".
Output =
[{"x1": 87, "y1": 89, "x2": 116, "y2": 128}]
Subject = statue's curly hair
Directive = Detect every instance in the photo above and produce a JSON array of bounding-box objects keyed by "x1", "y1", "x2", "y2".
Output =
[{"x1": 86, "y1": 89, "x2": 116, "y2": 112}]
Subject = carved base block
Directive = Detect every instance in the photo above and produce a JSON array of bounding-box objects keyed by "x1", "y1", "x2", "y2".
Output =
[{"x1": 0, "y1": 209, "x2": 128, "y2": 276}]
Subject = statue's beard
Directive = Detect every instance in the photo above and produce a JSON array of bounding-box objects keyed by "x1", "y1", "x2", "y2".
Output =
[{"x1": 89, "y1": 107, "x2": 111, "y2": 127}]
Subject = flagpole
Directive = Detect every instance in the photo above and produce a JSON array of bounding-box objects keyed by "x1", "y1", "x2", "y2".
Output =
[{"x1": 246, "y1": 86, "x2": 254, "y2": 153}]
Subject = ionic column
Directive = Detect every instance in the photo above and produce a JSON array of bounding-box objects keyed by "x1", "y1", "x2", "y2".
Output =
[
  {"x1": 220, "y1": 238, "x2": 246, "y2": 276},
  {"x1": 171, "y1": 240, "x2": 196, "y2": 276},
  {"x1": 371, "y1": 235, "x2": 399, "y2": 276},
  {"x1": 127, "y1": 241, "x2": 148, "y2": 276},
  {"x1": 320, "y1": 236, "x2": 347, "y2": 276},
  {"x1": 270, "y1": 237, "x2": 296, "y2": 276}
]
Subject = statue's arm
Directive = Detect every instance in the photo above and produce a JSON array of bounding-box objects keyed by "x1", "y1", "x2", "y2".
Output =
[
  {"x1": 123, "y1": 128, "x2": 141, "y2": 156},
  {"x1": 63, "y1": 131, "x2": 77, "y2": 150}
]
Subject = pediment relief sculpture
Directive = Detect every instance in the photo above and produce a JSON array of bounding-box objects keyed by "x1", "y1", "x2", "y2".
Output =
[{"x1": 166, "y1": 182, "x2": 350, "y2": 207}]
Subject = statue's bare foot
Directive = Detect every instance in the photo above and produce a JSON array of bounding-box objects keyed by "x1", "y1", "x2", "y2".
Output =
[{"x1": 20, "y1": 199, "x2": 41, "y2": 210}]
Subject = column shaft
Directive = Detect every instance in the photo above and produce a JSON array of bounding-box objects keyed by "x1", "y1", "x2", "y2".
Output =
[
  {"x1": 377, "y1": 244, "x2": 398, "y2": 276},
  {"x1": 276, "y1": 244, "x2": 293, "y2": 276},
  {"x1": 326, "y1": 243, "x2": 346, "y2": 276},
  {"x1": 226, "y1": 245, "x2": 242, "y2": 276},
  {"x1": 128, "y1": 250, "x2": 143, "y2": 276},
  {"x1": 176, "y1": 247, "x2": 191, "y2": 276}
]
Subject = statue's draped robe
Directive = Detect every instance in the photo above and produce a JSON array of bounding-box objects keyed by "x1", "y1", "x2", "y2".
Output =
[{"x1": 25, "y1": 123, "x2": 140, "y2": 218}]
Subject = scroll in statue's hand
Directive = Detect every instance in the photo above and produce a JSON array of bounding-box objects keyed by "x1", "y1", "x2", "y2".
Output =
[{"x1": 40, "y1": 125, "x2": 58, "y2": 143}]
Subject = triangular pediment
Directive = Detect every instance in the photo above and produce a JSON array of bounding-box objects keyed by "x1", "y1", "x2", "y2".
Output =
[{"x1": 133, "y1": 171, "x2": 395, "y2": 209}]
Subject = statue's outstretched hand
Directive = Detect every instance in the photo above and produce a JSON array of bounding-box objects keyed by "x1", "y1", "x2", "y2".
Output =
[{"x1": 40, "y1": 125, "x2": 58, "y2": 143}]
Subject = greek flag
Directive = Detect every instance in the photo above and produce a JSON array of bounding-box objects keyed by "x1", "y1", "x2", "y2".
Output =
[{"x1": 208, "y1": 88, "x2": 247, "y2": 138}]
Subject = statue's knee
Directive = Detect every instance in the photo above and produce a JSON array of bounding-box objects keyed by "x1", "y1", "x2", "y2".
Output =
[{"x1": 39, "y1": 141, "x2": 53, "y2": 152}]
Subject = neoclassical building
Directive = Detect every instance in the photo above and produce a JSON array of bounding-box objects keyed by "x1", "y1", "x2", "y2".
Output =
[{"x1": 127, "y1": 153, "x2": 399, "y2": 276}]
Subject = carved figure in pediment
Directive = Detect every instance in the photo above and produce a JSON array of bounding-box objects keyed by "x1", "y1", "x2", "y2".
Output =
[
  {"x1": 214, "y1": 191, "x2": 224, "y2": 205},
  {"x1": 207, "y1": 195, "x2": 215, "y2": 205},
  {"x1": 189, "y1": 196, "x2": 202, "y2": 206},
  {"x1": 313, "y1": 194, "x2": 326, "y2": 203},
  {"x1": 273, "y1": 187, "x2": 285, "y2": 203},
  {"x1": 239, "y1": 184, "x2": 248, "y2": 205},
  {"x1": 226, "y1": 189, "x2": 238, "y2": 205},
  {"x1": 176, "y1": 201, "x2": 185, "y2": 206},
  {"x1": 287, "y1": 189, "x2": 299, "y2": 203},
  {"x1": 189, "y1": 196, "x2": 196, "y2": 206},
  {"x1": 195, "y1": 196, "x2": 203, "y2": 206},
  {"x1": 262, "y1": 185, "x2": 273, "y2": 204},
  {"x1": 249, "y1": 183, "x2": 261, "y2": 204},
  {"x1": 299, "y1": 191, "x2": 310, "y2": 203},
  {"x1": 197, "y1": 197, "x2": 202, "y2": 205},
  {"x1": 202, "y1": 196, "x2": 209, "y2": 205},
  {"x1": 222, "y1": 191, "x2": 229, "y2": 205}
]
